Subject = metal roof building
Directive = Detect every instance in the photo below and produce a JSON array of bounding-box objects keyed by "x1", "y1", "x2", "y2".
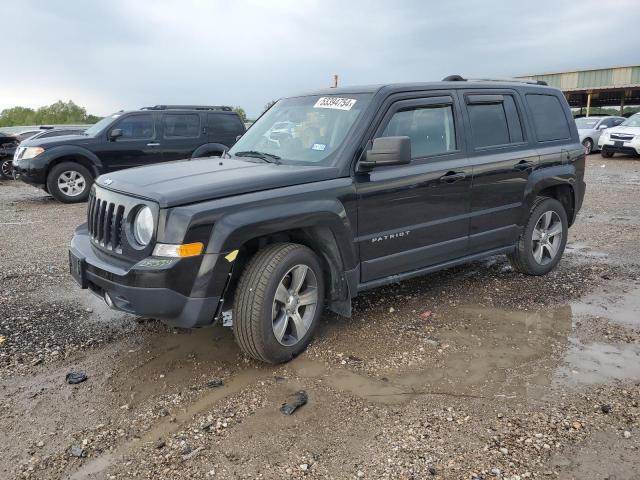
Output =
[{"x1": 517, "y1": 65, "x2": 640, "y2": 116}]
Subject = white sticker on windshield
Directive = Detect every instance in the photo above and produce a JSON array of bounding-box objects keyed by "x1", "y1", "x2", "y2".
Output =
[
  {"x1": 314, "y1": 97, "x2": 357, "y2": 111},
  {"x1": 311, "y1": 143, "x2": 326, "y2": 151}
]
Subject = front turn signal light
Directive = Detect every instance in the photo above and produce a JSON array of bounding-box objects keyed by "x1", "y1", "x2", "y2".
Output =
[{"x1": 153, "y1": 242, "x2": 204, "y2": 258}]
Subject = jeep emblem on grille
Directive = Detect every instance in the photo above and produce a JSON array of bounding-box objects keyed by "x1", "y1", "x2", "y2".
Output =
[{"x1": 102, "y1": 178, "x2": 113, "y2": 185}]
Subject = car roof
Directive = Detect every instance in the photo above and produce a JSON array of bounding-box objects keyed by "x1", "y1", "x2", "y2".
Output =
[{"x1": 296, "y1": 80, "x2": 558, "y2": 98}]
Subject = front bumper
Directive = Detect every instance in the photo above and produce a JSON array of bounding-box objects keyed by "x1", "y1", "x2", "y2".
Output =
[
  {"x1": 12, "y1": 156, "x2": 47, "y2": 185},
  {"x1": 598, "y1": 137, "x2": 640, "y2": 155},
  {"x1": 69, "y1": 225, "x2": 230, "y2": 328}
]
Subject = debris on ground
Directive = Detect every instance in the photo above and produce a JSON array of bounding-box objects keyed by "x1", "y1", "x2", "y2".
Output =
[
  {"x1": 206, "y1": 378, "x2": 224, "y2": 388},
  {"x1": 65, "y1": 371, "x2": 88, "y2": 385},
  {"x1": 280, "y1": 390, "x2": 308, "y2": 415}
]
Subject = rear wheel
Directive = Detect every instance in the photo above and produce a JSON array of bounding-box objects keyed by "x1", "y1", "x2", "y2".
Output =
[
  {"x1": 508, "y1": 197, "x2": 568, "y2": 275},
  {"x1": 601, "y1": 150, "x2": 614, "y2": 158},
  {"x1": 0, "y1": 158, "x2": 13, "y2": 179},
  {"x1": 233, "y1": 243, "x2": 324, "y2": 363},
  {"x1": 46, "y1": 162, "x2": 93, "y2": 203},
  {"x1": 582, "y1": 138, "x2": 593, "y2": 155}
]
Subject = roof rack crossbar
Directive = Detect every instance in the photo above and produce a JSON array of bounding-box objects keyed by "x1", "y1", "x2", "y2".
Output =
[
  {"x1": 441, "y1": 75, "x2": 548, "y2": 86},
  {"x1": 141, "y1": 105, "x2": 233, "y2": 111}
]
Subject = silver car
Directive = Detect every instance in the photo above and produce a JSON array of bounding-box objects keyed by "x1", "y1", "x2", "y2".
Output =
[{"x1": 575, "y1": 116, "x2": 625, "y2": 154}]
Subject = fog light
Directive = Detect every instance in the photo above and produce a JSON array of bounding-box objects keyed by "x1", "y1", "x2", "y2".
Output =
[{"x1": 153, "y1": 242, "x2": 204, "y2": 258}]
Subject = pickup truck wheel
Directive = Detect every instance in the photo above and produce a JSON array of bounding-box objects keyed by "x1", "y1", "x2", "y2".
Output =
[
  {"x1": 234, "y1": 243, "x2": 325, "y2": 363},
  {"x1": 0, "y1": 158, "x2": 13, "y2": 179},
  {"x1": 507, "y1": 197, "x2": 568, "y2": 276},
  {"x1": 46, "y1": 162, "x2": 93, "y2": 203}
]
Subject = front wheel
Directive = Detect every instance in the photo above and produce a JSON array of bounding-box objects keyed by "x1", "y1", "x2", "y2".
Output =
[
  {"x1": 601, "y1": 150, "x2": 614, "y2": 158},
  {"x1": 582, "y1": 138, "x2": 593, "y2": 155},
  {"x1": 233, "y1": 243, "x2": 325, "y2": 363},
  {"x1": 0, "y1": 158, "x2": 13, "y2": 179},
  {"x1": 508, "y1": 197, "x2": 568, "y2": 275},
  {"x1": 46, "y1": 162, "x2": 93, "y2": 203}
]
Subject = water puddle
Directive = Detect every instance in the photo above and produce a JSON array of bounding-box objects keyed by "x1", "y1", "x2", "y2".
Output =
[{"x1": 565, "y1": 242, "x2": 609, "y2": 259}]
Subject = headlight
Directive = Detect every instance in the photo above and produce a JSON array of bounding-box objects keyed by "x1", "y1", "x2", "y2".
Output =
[
  {"x1": 133, "y1": 206, "x2": 154, "y2": 246},
  {"x1": 21, "y1": 147, "x2": 45, "y2": 159}
]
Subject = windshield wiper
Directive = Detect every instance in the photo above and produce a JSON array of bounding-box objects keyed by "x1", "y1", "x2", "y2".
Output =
[{"x1": 234, "y1": 150, "x2": 281, "y2": 164}]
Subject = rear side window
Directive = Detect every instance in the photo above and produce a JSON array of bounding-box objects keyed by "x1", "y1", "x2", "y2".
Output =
[
  {"x1": 208, "y1": 114, "x2": 244, "y2": 135},
  {"x1": 163, "y1": 114, "x2": 200, "y2": 138},
  {"x1": 466, "y1": 95, "x2": 524, "y2": 148},
  {"x1": 115, "y1": 114, "x2": 155, "y2": 140},
  {"x1": 381, "y1": 105, "x2": 456, "y2": 158},
  {"x1": 526, "y1": 94, "x2": 570, "y2": 142}
]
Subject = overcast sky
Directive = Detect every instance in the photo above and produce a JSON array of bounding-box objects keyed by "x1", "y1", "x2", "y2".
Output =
[{"x1": 2, "y1": 0, "x2": 639, "y2": 118}]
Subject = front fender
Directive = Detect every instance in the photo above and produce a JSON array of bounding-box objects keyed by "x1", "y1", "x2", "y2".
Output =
[
  {"x1": 211, "y1": 199, "x2": 357, "y2": 269},
  {"x1": 43, "y1": 145, "x2": 103, "y2": 176}
]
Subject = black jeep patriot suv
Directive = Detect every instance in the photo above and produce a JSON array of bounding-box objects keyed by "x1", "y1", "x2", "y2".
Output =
[
  {"x1": 69, "y1": 77, "x2": 586, "y2": 363},
  {"x1": 13, "y1": 105, "x2": 245, "y2": 203}
]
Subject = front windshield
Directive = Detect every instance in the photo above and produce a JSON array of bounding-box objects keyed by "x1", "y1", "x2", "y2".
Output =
[
  {"x1": 621, "y1": 114, "x2": 640, "y2": 127},
  {"x1": 575, "y1": 117, "x2": 599, "y2": 129},
  {"x1": 229, "y1": 94, "x2": 372, "y2": 165},
  {"x1": 83, "y1": 113, "x2": 121, "y2": 136}
]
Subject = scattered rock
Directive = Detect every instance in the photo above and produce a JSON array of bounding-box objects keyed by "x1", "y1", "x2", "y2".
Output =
[
  {"x1": 600, "y1": 404, "x2": 611, "y2": 414},
  {"x1": 623, "y1": 431, "x2": 631, "y2": 439},
  {"x1": 65, "y1": 371, "x2": 88, "y2": 385},
  {"x1": 206, "y1": 378, "x2": 224, "y2": 388},
  {"x1": 280, "y1": 390, "x2": 308, "y2": 415},
  {"x1": 69, "y1": 445, "x2": 85, "y2": 458}
]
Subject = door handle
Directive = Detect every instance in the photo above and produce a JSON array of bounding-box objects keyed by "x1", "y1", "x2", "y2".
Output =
[
  {"x1": 147, "y1": 142, "x2": 160, "y2": 147},
  {"x1": 514, "y1": 160, "x2": 534, "y2": 171},
  {"x1": 439, "y1": 171, "x2": 466, "y2": 183}
]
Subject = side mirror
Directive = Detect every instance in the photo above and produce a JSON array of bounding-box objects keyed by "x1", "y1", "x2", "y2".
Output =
[
  {"x1": 359, "y1": 136, "x2": 411, "y2": 170},
  {"x1": 109, "y1": 128, "x2": 123, "y2": 140},
  {"x1": 598, "y1": 124, "x2": 608, "y2": 130}
]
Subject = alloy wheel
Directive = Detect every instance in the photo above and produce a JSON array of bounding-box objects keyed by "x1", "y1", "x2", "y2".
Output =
[
  {"x1": 271, "y1": 264, "x2": 318, "y2": 346},
  {"x1": 531, "y1": 211, "x2": 563, "y2": 265},
  {"x1": 57, "y1": 170, "x2": 86, "y2": 197}
]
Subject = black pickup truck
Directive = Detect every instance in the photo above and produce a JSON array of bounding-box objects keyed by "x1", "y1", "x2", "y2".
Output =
[{"x1": 69, "y1": 77, "x2": 586, "y2": 363}]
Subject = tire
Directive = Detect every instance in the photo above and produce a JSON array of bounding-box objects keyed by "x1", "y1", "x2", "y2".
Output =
[
  {"x1": 507, "y1": 197, "x2": 568, "y2": 276},
  {"x1": 234, "y1": 243, "x2": 325, "y2": 363},
  {"x1": 46, "y1": 162, "x2": 93, "y2": 203},
  {"x1": 601, "y1": 150, "x2": 614, "y2": 158},
  {"x1": 0, "y1": 158, "x2": 12, "y2": 180},
  {"x1": 582, "y1": 138, "x2": 593, "y2": 155}
]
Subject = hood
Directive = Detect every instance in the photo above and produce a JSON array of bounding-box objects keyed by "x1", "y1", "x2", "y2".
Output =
[
  {"x1": 605, "y1": 125, "x2": 640, "y2": 135},
  {"x1": 21, "y1": 133, "x2": 93, "y2": 148},
  {"x1": 98, "y1": 157, "x2": 340, "y2": 207}
]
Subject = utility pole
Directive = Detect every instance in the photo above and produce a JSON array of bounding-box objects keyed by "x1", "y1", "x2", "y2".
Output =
[{"x1": 331, "y1": 74, "x2": 339, "y2": 88}]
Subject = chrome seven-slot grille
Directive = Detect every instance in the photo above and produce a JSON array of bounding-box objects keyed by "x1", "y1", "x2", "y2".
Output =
[{"x1": 87, "y1": 192, "x2": 126, "y2": 253}]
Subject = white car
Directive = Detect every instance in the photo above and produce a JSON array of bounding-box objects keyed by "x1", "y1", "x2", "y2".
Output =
[
  {"x1": 575, "y1": 116, "x2": 624, "y2": 154},
  {"x1": 598, "y1": 113, "x2": 640, "y2": 158}
]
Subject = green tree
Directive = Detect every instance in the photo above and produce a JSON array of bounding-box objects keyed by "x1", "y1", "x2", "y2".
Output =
[
  {"x1": 263, "y1": 100, "x2": 277, "y2": 112},
  {"x1": 232, "y1": 106, "x2": 247, "y2": 123},
  {"x1": 0, "y1": 100, "x2": 101, "y2": 127}
]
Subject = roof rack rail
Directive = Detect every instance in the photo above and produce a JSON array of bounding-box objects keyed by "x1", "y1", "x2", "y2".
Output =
[
  {"x1": 141, "y1": 105, "x2": 233, "y2": 111},
  {"x1": 441, "y1": 75, "x2": 548, "y2": 86}
]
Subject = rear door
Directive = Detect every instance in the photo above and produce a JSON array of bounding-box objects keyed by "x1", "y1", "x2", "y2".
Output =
[
  {"x1": 460, "y1": 89, "x2": 538, "y2": 254},
  {"x1": 356, "y1": 93, "x2": 472, "y2": 283},
  {"x1": 160, "y1": 112, "x2": 203, "y2": 162},
  {"x1": 207, "y1": 113, "x2": 245, "y2": 148},
  {"x1": 96, "y1": 113, "x2": 161, "y2": 171}
]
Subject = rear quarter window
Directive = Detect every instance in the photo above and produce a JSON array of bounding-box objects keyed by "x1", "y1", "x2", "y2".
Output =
[{"x1": 526, "y1": 93, "x2": 571, "y2": 142}]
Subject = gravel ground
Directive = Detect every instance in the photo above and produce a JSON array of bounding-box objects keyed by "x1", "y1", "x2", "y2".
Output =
[{"x1": 1, "y1": 154, "x2": 639, "y2": 479}]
